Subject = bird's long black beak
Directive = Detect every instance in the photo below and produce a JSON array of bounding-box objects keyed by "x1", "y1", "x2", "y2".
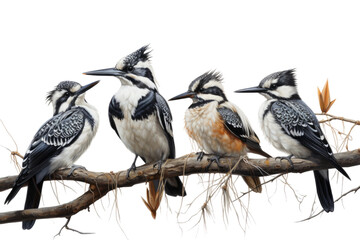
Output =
[
  {"x1": 169, "y1": 91, "x2": 196, "y2": 101},
  {"x1": 76, "y1": 80, "x2": 100, "y2": 95},
  {"x1": 83, "y1": 68, "x2": 125, "y2": 77},
  {"x1": 235, "y1": 86, "x2": 267, "y2": 93}
]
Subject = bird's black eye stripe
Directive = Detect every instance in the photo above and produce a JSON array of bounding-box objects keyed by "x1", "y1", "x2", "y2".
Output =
[
  {"x1": 132, "y1": 67, "x2": 154, "y2": 82},
  {"x1": 54, "y1": 92, "x2": 72, "y2": 115},
  {"x1": 201, "y1": 87, "x2": 228, "y2": 101}
]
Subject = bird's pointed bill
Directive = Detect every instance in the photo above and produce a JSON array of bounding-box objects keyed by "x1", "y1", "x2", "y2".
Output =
[
  {"x1": 83, "y1": 68, "x2": 126, "y2": 77},
  {"x1": 169, "y1": 91, "x2": 196, "y2": 101},
  {"x1": 76, "y1": 80, "x2": 100, "y2": 95},
  {"x1": 235, "y1": 86, "x2": 267, "y2": 93}
]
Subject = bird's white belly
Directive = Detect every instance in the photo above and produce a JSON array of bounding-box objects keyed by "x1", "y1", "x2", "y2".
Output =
[
  {"x1": 115, "y1": 113, "x2": 170, "y2": 163},
  {"x1": 112, "y1": 86, "x2": 170, "y2": 163},
  {"x1": 259, "y1": 101, "x2": 311, "y2": 158}
]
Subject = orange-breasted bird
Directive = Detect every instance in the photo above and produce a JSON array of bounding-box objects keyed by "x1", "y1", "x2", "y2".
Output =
[{"x1": 169, "y1": 71, "x2": 271, "y2": 192}]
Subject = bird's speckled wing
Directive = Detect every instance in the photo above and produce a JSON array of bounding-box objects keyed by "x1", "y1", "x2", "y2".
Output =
[
  {"x1": 18, "y1": 108, "x2": 86, "y2": 185},
  {"x1": 217, "y1": 106, "x2": 271, "y2": 158},
  {"x1": 271, "y1": 100, "x2": 349, "y2": 178}
]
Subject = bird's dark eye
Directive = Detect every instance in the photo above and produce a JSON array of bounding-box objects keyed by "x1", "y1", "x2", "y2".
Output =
[
  {"x1": 64, "y1": 92, "x2": 70, "y2": 97},
  {"x1": 127, "y1": 65, "x2": 134, "y2": 72},
  {"x1": 270, "y1": 83, "x2": 277, "y2": 90}
]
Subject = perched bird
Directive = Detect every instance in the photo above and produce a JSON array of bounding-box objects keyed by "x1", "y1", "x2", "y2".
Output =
[
  {"x1": 235, "y1": 69, "x2": 350, "y2": 212},
  {"x1": 83, "y1": 45, "x2": 186, "y2": 197},
  {"x1": 169, "y1": 71, "x2": 271, "y2": 193},
  {"x1": 5, "y1": 80, "x2": 100, "y2": 229}
]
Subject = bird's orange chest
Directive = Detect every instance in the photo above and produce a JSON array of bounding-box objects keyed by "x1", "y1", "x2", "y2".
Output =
[{"x1": 185, "y1": 104, "x2": 245, "y2": 155}]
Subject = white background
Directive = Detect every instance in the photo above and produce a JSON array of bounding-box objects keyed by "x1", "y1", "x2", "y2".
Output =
[{"x1": 0, "y1": 1, "x2": 360, "y2": 239}]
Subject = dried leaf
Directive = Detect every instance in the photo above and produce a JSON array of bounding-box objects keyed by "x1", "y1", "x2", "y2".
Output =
[
  {"x1": 141, "y1": 181, "x2": 164, "y2": 219},
  {"x1": 328, "y1": 99, "x2": 336, "y2": 111},
  {"x1": 318, "y1": 87, "x2": 325, "y2": 113},
  {"x1": 141, "y1": 197, "x2": 152, "y2": 211},
  {"x1": 318, "y1": 80, "x2": 335, "y2": 113},
  {"x1": 322, "y1": 80, "x2": 330, "y2": 109}
]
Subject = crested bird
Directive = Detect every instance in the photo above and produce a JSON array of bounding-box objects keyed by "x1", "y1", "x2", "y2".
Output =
[
  {"x1": 5, "y1": 80, "x2": 100, "y2": 229},
  {"x1": 83, "y1": 45, "x2": 186, "y2": 197},
  {"x1": 235, "y1": 69, "x2": 350, "y2": 212},
  {"x1": 169, "y1": 71, "x2": 271, "y2": 193}
]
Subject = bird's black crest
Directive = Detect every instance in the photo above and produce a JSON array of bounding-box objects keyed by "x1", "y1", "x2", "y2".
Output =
[
  {"x1": 123, "y1": 45, "x2": 151, "y2": 67},
  {"x1": 46, "y1": 81, "x2": 80, "y2": 103},
  {"x1": 261, "y1": 69, "x2": 297, "y2": 87},
  {"x1": 189, "y1": 70, "x2": 223, "y2": 92}
]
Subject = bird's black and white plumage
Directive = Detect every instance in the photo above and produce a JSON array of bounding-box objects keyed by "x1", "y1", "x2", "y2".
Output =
[
  {"x1": 5, "y1": 80, "x2": 99, "y2": 229},
  {"x1": 169, "y1": 71, "x2": 271, "y2": 193},
  {"x1": 236, "y1": 69, "x2": 350, "y2": 212},
  {"x1": 84, "y1": 46, "x2": 185, "y2": 197}
]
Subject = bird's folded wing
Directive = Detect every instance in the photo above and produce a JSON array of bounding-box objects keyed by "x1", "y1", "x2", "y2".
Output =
[
  {"x1": 18, "y1": 108, "x2": 86, "y2": 185},
  {"x1": 155, "y1": 92, "x2": 175, "y2": 159},
  {"x1": 270, "y1": 100, "x2": 349, "y2": 178}
]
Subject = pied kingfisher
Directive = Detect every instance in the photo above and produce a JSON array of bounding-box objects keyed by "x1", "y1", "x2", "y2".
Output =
[
  {"x1": 235, "y1": 69, "x2": 350, "y2": 212},
  {"x1": 5, "y1": 80, "x2": 99, "y2": 229},
  {"x1": 84, "y1": 46, "x2": 185, "y2": 197},
  {"x1": 169, "y1": 71, "x2": 271, "y2": 193}
]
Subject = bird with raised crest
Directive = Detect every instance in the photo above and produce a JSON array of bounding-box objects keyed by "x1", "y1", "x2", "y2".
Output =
[
  {"x1": 5, "y1": 80, "x2": 100, "y2": 229},
  {"x1": 235, "y1": 69, "x2": 350, "y2": 212},
  {"x1": 83, "y1": 45, "x2": 186, "y2": 197},
  {"x1": 169, "y1": 71, "x2": 271, "y2": 193}
]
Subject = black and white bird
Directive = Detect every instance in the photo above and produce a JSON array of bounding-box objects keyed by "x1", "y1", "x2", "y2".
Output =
[
  {"x1": 169, "y1": 71, "x2": 271, "y2": 193},
  {"x1": 235, "y1": 69, "x2": 350, "y2": 212},
  {"x1": 83, "y1": 45, "x2": 186, "y2": 197},
  {"x1": 5, "y1": 80, "x2": 100, "y2": 229}
]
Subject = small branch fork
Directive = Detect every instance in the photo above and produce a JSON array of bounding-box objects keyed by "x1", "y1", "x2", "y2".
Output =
[
  {"x1": 0, "y1": 149, "x2": 359, "y2": 226},
  {"x1": 54, "y1": 216, "x2": 94, "y2": 237},
  {"x1": 316, "y1": 113, "x2": 360, "y2": 125}
]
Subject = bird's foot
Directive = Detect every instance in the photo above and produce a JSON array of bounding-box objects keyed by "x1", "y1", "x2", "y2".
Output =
[
  {"x1": 206, "y1": 155, "x2": 222, "y2": 171},
  {"x1": 153, "y1": 159, "x2": 164, "y2": 171},
  {"x1": 196, "y1": 151, "x2": 205, "y2": 161},
  {"x1": 67, "y1": 164, "x2": 87, "y2": 177},
  {"x1": 126, "y1": 162, "x2": 137, "y2": 179},
  {"x1": 275, "y1": 154, "x2": 294, "y2": 169}
]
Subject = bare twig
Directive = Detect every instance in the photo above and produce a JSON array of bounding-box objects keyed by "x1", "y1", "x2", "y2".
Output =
[
  {"x1": 0, "y1": 119, "x2": 23, "y2": 171},
  {"x1": 316, "y1": 113, "x2": 360, "y2": 125},
  {"x1": 54, "y1": 216, "x2": 94, "y2": 238},
  {"x1": 232, "y1": 174, "x2": 284, "y2": 202},
  {"x1": 298, "y1": 185, "x2": 360, "y2": 222}
]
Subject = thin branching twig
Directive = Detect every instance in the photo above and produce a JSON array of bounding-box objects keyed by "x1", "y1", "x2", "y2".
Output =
[
  {"x1": 298, "y1": 185, "x2": 360, "y2": 222},
  {"x1": 54, "y1": 217, "x2": 94, "y2": 238}
]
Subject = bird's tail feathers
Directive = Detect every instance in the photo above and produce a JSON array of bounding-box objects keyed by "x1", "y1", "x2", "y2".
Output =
[
  {"x1": 330, "y1": 158, "x2": 350, "y2": 180},
  {"x1": 153, "y1": 177, "x2": 186, "y2": 197},
  {"x1": 246, "y1": 141, "x2": 272, "y2": 158},
  {"x1": 22, "y1": 179, "x2": 44, "y2": 230},
  {"x1": 313, "y1": 170, "x2": 334, "y2": 213},
  {"x1": 165, "y1": 177, "x2": 187, "y2": 197},
  {"x1": 242, "y1": 176, "x2": 262, "y2": 193},
  {"x1": 4, "y1": 184, "x2": 22, "y2": 205}
]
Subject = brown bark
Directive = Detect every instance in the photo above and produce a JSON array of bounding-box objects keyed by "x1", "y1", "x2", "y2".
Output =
[{"x1": 0, "y1": 149, "x2": 359, "y2": 225}]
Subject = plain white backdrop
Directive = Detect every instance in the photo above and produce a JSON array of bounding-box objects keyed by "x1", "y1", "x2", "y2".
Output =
[{"x1": 1, "y1": 1, "x2": 360, "y2": 239}]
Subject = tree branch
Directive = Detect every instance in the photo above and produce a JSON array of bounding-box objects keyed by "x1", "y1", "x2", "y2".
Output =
[
  {"x1": 0, "y1": 184, "x2": 109, "y2": 224},
  {"x1": 0, "y1": 149, "x2": 359, "y2": 225}
]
